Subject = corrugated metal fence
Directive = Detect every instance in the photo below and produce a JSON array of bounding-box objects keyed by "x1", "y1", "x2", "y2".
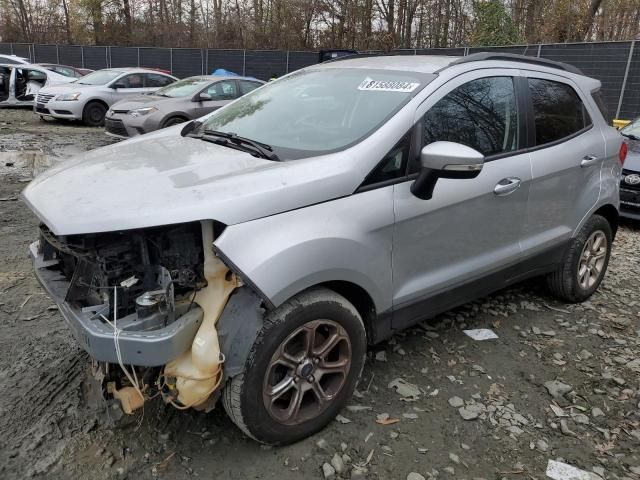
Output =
[{"x1": 1, "y1": 41, "x2": 639, "y2": 119}]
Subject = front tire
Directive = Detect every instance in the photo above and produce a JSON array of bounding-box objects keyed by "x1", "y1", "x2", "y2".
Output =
[
  {"x1": 82, "y1": 101, "x2": 107, "y2": 127},
  {"x1": 222, "y1": 288, "x2": 366, "y2": 445},
  {"x1": 547, "y1": 214, "x2": 612, "y2": 303}
]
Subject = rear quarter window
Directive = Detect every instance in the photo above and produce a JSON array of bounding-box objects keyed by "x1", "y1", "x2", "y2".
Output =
[
  {"x1": 591, "y1": 89, "x2": 611, "y2": 123},
  {"x1": 528, "y1": 78, "x2": 591, "y2": 146}
]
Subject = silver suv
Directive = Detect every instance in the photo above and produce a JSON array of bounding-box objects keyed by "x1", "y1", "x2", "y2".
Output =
[{"x1": 23, "y1": 53, "x2": 624, "y2": 444}]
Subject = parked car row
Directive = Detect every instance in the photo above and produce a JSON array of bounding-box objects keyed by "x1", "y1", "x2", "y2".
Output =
[{"x1": 0, "y1": 61, "x2": 265, "y2": 135}]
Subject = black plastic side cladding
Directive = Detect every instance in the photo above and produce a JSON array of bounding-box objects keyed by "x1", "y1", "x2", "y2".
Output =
[{"x1": 218, "y1": 286, "x2": 265, "y2": 380}]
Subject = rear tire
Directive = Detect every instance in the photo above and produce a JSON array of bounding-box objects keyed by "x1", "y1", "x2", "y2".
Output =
[
  {"x1": 82, "y1": 101, "x2": 107, "y2": 127},
  {"x1": 546, "y1": 214, "x2": 612, "y2": 303},
  {"x1": 222, "y1": 287, "x2": 366, "y2": 445}
]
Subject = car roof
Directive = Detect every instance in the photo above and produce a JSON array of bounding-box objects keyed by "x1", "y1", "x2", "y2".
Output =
[
  {"x1": 313, "y1": 53, "x2": 591, "y2": 80},
  {"x1": 183, "y1": 75, "x2": 264, "y2": 82},
  {"x1": 99, "y1": 67, "x2": 175, "y2": 75},
  {"x1": 314, "y1": 55, "x2": 460, "y2": 74}
]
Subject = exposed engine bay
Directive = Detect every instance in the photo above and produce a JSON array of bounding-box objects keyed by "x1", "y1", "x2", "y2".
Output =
[{"x1": 36, "y1": 220, "x2": 241, "y2": 414}]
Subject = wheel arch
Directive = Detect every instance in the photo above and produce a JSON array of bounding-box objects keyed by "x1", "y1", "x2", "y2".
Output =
[
  {"x1": 161, "y1": 112, "x2": 190, "y2": 128},
  {"x1": 83, "y1": 98, "x2": 109, "y2": 111},
  {"x1": 593, "y1": 203, "x2": 619, "y2": 238}
]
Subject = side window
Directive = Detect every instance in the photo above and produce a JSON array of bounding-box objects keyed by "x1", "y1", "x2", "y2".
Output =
[
  {"x1": 362, "y1": 132, "x2": 411, "y2": 186},
  {"x1": 239, "y1": 80, "x2": 262, "y2": 95},
  {"x1": 423, "y1": 76, "x2": 518, "y2": 157},
  {"x1": 119, "y1": 74, "x2": 144, "y2": 88},
  {"x1": 206, "y1": 80, "x2": 238, "y2": 100},
  {"x1": 528, "y1": 78, "x2": 591, "y2": 145},
  {"x1": 145, "y1": 73, "x2": 174, "y2": 88}
]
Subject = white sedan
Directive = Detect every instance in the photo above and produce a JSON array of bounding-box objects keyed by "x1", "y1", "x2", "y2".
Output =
[{"x1": 0, "y1": 63, "x2": 75, "y2": 107}]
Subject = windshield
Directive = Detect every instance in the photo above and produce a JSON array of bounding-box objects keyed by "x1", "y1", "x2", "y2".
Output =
[
  {"x1": 77, "y1": 70, "x2": 121, "y2": 85},
  {"x1": 621, "y1": 118, "x2": 640, "y2": 139},
  {"x1": 200, "y1": 68, "x2": 433, "y2": 158},
  {"x1": 155, "y1": 77, "x2": 211, "y2": 97}
]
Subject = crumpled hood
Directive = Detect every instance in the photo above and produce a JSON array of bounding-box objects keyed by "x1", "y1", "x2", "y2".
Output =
[{"x1": 22, "y1": 130, "x2": 359, "y2": 235}]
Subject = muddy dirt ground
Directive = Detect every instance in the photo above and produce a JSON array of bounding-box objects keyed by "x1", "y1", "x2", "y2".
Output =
[{"x1": 1, "y1": 108, "x2": 639, "y2": 480}]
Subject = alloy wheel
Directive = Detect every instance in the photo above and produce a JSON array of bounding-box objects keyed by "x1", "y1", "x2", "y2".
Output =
[
  {"x1": 577, "y1": 230, "x2": 607, "y2": 289},
  {"x1": 262, "y1": 319, "x2": 351, "y2": 425}
]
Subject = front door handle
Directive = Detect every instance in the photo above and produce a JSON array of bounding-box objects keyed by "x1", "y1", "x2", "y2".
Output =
[
  {"x1": 494, "y1": 177, "x2": 521, "y2": 196},
  {"x1": 581, "y1": 155, "x2": 600, "y2": 167}
]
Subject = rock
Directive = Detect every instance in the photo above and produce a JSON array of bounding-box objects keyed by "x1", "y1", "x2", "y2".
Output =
[
  {"x1": 316, "y1": 439, "x2": 330, "y2": 450},
  {"x1": 532, "y1": 326, "x2": 541, "y2": 335},
  {"x1": 459, "y1": 403, "x2": 484, "y2": 420},
  {"x1": 335, "y1": 414, "x2": 352, "y2": 424},
  {"x1": 375, "y1": 350, "x2": 387, "y2": 362},
  {"x1": 449, "y1": 453, "x2": 460, "y2": 464},
  {"x1": 542, "y1": 330, "x2": 556, "y2": 336},
  {"x1": 322, "y1": 462, "x2": 336, "y2": 480},
  {"x1": 536, "y1": 439, "x2": 549, "y2": 452},
  {"x1": 331, "y1": 454, "x2": 345, "y2": 474},
  {"x1": 573, "y1": 414, "x2": 590, "y2": 425},
  {"x1": 158, "y1": 432, "x2": 170, "y2": 443},
  {"x1": 351, "y1": 466, "x2": 368, "y2": 479},
  {"x1": 444, "y1": 466, "x2": 456, "y2": 474},
  {"x1": 507, "y1": 425, "x2": 524, "y2": 435},
  {"x1": 376, "y1": 412, "x2": 390, "y2": 422},
  {"x1": 560, "y1": 419, "x2": 576, "y2": 436},
  {"x1": 407, "y1": 473, "x2": 426, "y2": 480},
  {"x1": 629, "y1": 466, "x2": 640, "y2": 475},
  {"x1": 544, "y1": 380, "x2": 573, "y2": 400},
  {"x1": 448, "y1": 396, "x2": 464, "y2": 408},
  {"x1": 347, "y1": 405, "x2": 373, "y2": 412},
  {"x1": 341, "y1": 442, "x2": 348, "y2": 452},
  {"x1": 388, "y1": 378, "x2": 421, "y2": 399},
  {"x1": 403, "y1": 413, "x2": 419, "y2": 419}
]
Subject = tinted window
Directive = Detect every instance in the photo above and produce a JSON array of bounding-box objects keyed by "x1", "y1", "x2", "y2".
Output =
[
  {"x1": 146, "y1": 73, "x2": 174, "y2": 88},
  {"x1": 423, "y1": 76, "x2": 518, "y2": 157},
  {"x1": 239, "y1": 80, "x2": 262, "y2": 95},
  {"x1": 205, "y1": 80, "x2": 237, "y2": 100},
  {"x1": 363, "y1": 132, "x2": 411, "y2": 185},
  {"x1": 529, "y1": 78, "x2": 590, "y2": 145},
  {"x1": 119, "y1": 73, "x2": 144, "y2": 88}
]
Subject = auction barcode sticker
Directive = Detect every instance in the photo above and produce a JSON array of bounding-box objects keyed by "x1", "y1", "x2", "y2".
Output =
[{"x1": 358, "y1": 78, "x2": 419, "y2": 92}]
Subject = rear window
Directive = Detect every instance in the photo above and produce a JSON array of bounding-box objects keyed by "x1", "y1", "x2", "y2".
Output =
[{"x1": 528, "y1": 78, "x2": 591, "y2": 146}]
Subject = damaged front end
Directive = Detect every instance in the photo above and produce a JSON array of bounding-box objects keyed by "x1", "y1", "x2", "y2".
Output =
[{"x1": 30, "y1": 219, "x2": 258, "y2": 414}]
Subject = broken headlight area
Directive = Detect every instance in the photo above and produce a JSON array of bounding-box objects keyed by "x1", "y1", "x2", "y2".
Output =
[
  {"x1": 39, "y1": 221, "x2": 206, "y2": 323},
  {"x1": 33, "y1": 220, "x2": 241, "y2": 414}
]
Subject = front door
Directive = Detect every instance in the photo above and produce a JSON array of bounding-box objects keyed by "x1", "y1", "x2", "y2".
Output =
[
  {"x1": 391, "y1": 71, "x2": 532, "y2": 329},
  {"x1": 192, "y1": 79, "x2": 238, "y2": 118}
]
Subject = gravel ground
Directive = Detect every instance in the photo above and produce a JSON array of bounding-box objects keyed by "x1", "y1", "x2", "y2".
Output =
[{"x1": 1, "y1": 108, "x2": 639, "y2": 480}]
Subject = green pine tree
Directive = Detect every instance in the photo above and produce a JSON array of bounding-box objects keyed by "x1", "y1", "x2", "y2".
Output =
[{"x1": 471, "y1": 0, "x2": 521, "y2": 46}]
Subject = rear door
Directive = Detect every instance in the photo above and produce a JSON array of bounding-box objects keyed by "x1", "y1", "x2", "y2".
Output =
[
  {"x1": 110, "y1": 73, "x2": 148, "y2": 102},
  {"x1": 391, "y1": 70, "x2": 532, "y2": 329},
  {"x1": 144, "y1": 73, "x2": 175, "y2": 92},
  {"x1": 520, "y1": 73, "x2": 604, "y2": 261}
]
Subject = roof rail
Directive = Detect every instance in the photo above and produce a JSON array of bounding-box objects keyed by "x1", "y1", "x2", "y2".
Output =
[{"x1": 448, "y1": 52, "x2": 584, "y2": 75}]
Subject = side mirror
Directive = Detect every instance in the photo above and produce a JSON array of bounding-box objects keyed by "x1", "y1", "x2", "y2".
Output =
[
  {"x1": 111, "y1": 82, "x2": 126, "y2": 89},
  {"x1": 193, "y1": 92, "x2": 212, "y2": 102},
  {"x1": 411, "y1": 141, "x2": 484, "y2": 200}
]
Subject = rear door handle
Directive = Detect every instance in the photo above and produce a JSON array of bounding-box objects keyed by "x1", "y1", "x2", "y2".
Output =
[
  {"x1": 494, "y1": 177, "x2": 521, "y2": 196},
  {"x1": 580, "y1": 155, "x2": 599, "y2": 167}
]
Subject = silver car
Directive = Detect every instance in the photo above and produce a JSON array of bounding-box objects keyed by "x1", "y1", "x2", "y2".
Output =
[
  {"x1": 34, "y1": 68, "x2": 177, "y2": 126},
  {"x1": 23, "y1": 53, "x2": 623, "y2": 444},
  {"x1": 104, "y1": 75, "x2": 264, "y2": 138}
]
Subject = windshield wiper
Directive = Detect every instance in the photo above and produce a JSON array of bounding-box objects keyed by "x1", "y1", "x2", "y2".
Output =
[
  {"x1": 621, "y1": 132, "x2": 640, "y2": 141},
  {"x1": 198, "y1": 129, "x2": 280, "y2": 161}
]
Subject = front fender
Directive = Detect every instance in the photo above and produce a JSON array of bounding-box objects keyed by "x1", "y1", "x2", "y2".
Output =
[{"x1": 214, "y1": 187, "x2": 395, "y2": 314}]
